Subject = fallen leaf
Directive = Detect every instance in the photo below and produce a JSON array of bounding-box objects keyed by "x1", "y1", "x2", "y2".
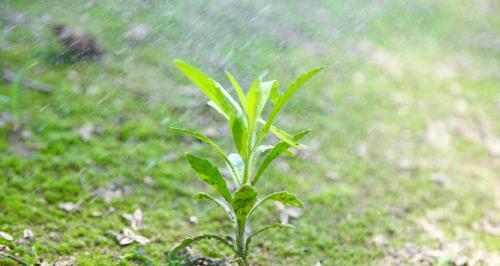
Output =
[
  {"x1": 122, "y1": 208, "x2": 143, "y2": 231},
  {"x1": 119, "y1": 234, "x2": 134, "y2": 246},
  {"x1": 108, "y1": 230, "x2": 133, "y2": 246},
  {"x1": 108, "y1": 228, "x2": 150, "y2": 246},
  {"x1": 123, "y1": 228, "x2": 150, "y2": 245},
  {"x1": 0, "y1": 231, "x2": 13, "y2": 241}
]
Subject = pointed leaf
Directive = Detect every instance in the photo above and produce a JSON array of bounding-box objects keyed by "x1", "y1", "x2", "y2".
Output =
[
  {"x1": 186, "y1": 154, "x2": 232, "y2": 202},
  {"x1": 231, "y1": 184, "x2": 257, "y2": 223},
  {"x1": 256, "y1": 118, "x2": 306, "y2": 149},
  {"x1": 175, "y1": 60, "x2": 240, "y2": 116},
  {"x1": 226, "y1": 71, "x2": 247, "y2": 112},
  {"x1": 268, "y1": 80, "x2": 280, "y2": 104},
  {"x1": 171, "y1": 127, "x2": 240, "y2": 186},
  {"x1": 252, "y1": 130, "x2": 310, "y2": 185},
  {"x1": 230, "y1": 114, "x2": 249, "y2": 160},
  {"x1": 193, "y1": 192, "x2": 236, "y2": 227},
  {"x1": 258, "y1": 67, "x2": 324, "y2": 142},
  {"x1": 247, "y1": 80, "x2": 274, "y2": 140},
  {"x1": 269, "y1": 124, "x2": 306, "y2": 149},
  {"x1": 249, "y1": 192, "x2": 304, "y2": 217},
  {"x1": 216, "y1": 80, "x2": 244, "y2": 114}
]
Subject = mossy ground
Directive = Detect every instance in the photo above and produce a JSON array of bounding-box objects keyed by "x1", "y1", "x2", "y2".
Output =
[{"x1": 1, "y1": 0, "x2": 499, "y2": 265}]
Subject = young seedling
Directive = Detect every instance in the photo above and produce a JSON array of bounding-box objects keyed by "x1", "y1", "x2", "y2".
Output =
[{"x1": 169, "y1": 60, "x2": 323, "y2": 265}]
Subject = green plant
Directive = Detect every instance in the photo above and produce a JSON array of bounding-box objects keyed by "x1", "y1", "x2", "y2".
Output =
[{"x1": 168, "y1": 60, "x2": 323, "y2": 266}]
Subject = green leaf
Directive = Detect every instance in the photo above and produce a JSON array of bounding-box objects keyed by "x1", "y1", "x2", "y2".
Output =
[
  {"x1": 268, "y1": 80, "x2": 280, "y2": 104},
  {"x1": 226, "y1": 71, "x2": 247, "y2": 112},
  {"x1": 170, "y1": 127, "x2": 240, "y2": 186},
  {"x1": 248, "y1": 191, "x2": 304, "y2": 218},
  {"x1": 245, "y1": 223, "x2": 295, "y2": 252},
  {"x1": 261, "y1": 191, "x2": 303, "y2": 208},
  {"x1": 175, "y1": 60, "x2": 240, "y2": 117},
  {"x1": 258, "y1": 67, "x2": 324, "y2": 142},
  {"x1": 269, "y1": 124, "x2": 306, "y2": 149},
  {"x1": 185, "y1": 154, "x2": 232, "y2": 202},
  {"x1": 230, "y1": 114, "x2": 249, "y2": 160},
  {"x1": 193, "y1": 192, "x2": 236, "y2": 227},
  {"x1": 228, "y1": 153, "x2": 244, "y2": 183},
  {"x1": 256, "y1": 118, "x2": 306, "y2": 149},
  {"x1": 252, "y1": 130, "x2": 310, "y2": 185},
  {"x1": 231, "y1": 184, "x2": 257, "y2": 223},
  {"x1": 246, "y1": 80, "x2": 263, "y2": 136},
  {"x1": 247, "y1": 80, "x2": 275, "y2": 141},
  {"x1": 168, "y1": 234, "x2": 236, "y2": 257}
]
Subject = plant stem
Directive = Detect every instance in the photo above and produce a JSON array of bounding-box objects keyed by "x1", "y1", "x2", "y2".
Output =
[
  {"x1": 235, "y1": 220, "x2": 249, "y2": 266},
  {"x1": 243, "y1": 158, "x2": 250, "y2": 184},
  {"x1": 237, "y1": 120, "x2": 253, "y2": 266}
]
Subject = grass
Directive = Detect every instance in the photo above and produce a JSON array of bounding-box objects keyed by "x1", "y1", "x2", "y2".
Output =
[{"x1": 1, "y1": 0, "x2": 499, "y2": 265}]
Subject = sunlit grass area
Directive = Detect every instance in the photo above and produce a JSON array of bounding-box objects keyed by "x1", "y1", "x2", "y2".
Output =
[{"x1": 1, "y1": 0, "x2": 499, "y2": 265}]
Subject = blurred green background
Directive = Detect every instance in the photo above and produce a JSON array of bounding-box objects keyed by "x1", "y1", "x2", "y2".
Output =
[{"x1": 1, "y1": 0, "x2": 499, "y2": 265}]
